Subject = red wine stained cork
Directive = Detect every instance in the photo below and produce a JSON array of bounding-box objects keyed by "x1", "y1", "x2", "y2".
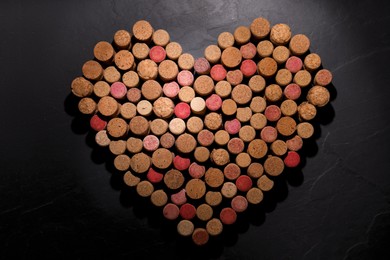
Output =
[
  {"x1": 150, "y1": 118, "x2": 168, "y2": 136},
  {"x1": 270, "y1": 23, "x2": 292, "y2": 45},
  {"x1": 131, "y1": 153, "x2": 151, "y2": 174},
  {"x1": 284, "y1": 151, "x2": 301, "y2": 168},
  {"x1": 307, "y1": 85, "x2": 330, "y2": 107},
  {"x1": 249, "y1": 96, "x2": 266, "y2": 113},
  {"x1": 163, "y1": 203, "x2": 180, "y2": 220},
  {"x1": 206, "y1": 218, "x2": 223, "y2": 236},
  {"x1": 175, "y1": 133, "x2": 196, "y2": 153},
  {"x1": 160, "y1": 132, "x2": 175, "y2": 149},
  {"x1": 206, "y1": 94, "x2": 223, "y2": 111},
  {"x1": 227, "y1": 138, "x2": 245, "y2": 155},
  {"x1": 258, "y1": 57, "x2": 277, "y2": 78},
  {"x1": 174, "y1": 102, "x2": 191, "y2": 119},
  {"x1": 260, "y1": 126, "x2": 278, "y2": 143},
  {"x1": 204, "y1": 112, "x2": 222, "y2": 131},
  {"x1": 164, "y1": 169, "x2": 184, "y2": 190},
  {"x1": 247, "y1": 139, "x2": 268, "y2": 159},
  {"x1": 149, "y1": 46, "x2": 166, "y2": 63},
  {"x1": 194, "y1": 146, "x2": 210, "y2": 163},
  {"x1": 236, "y1": 107, "x2": 252, "y2": 123},
  {"x1": 210, "y1": 148, "x2": 230, "y2": 167},
  {"x1": 178, "y1": 86, "x2": 195, "y2": 103},
  {"x1": 224, "y1": 119, "x2": 241, "y2": 135},
  {"x1": 210, "y1": 64, "x2": 227, "y2": 82},
  {"x1": 165, "y1": 42, "x2": 182, "y2": 60},
  {"x1": 137, "y1": 59, "x2": 158, "y2": 81},
  {"x1": 205, "y1": 168, "x2": 224, "y2": 188},
  {"x1": 147, "y1": 168, "x2": 164, "y2": 184},
  {"x1": 246, "y1": 187, "x2": 264, "y2": 204},
  {"x1": 192, "y1": 228, "x2": 209, "y2": 246},
  {"x1": 114, "y1": 50, "x2": 134, "y2": 71},
  {"x1": 78, "y1": 97, "x2": 96, "y2": 115},
  {"x1": 158, "y1": 60, "x2": 179, "y2": 82},
  {"x1": 270, "y1": 139, "x2": 287, "y2": 156},
  {"x1": 276, "y1": 116, "x2": 297, "y2": 136},
  {"x1": 171, "y1": 189, "x2": 187, "y2": 206},
  {"x1": 234, "y1": 26, "x2": 251, "y2": 45},
  {"x1": 231, "y1": 195, "x2": 248, "y2": 213},
  {"x1": 132, "y1": 42, "x2": 149, "y2": 60},
  {"x1": 236, "y1": 152, "x2": 252, "y2": 168},
  {"x1": 190, "y1": 97, "x2": 206, "y2": 115},
  {"x1": 132, "y1": 20, "x2": 153, "y2": 42},
  {"x1": 95, "y1": 130, "x2": 111, "y2": 147},
  {"x1": 205, "y1": 191, "x2": 223, "y2": 206},
  {"x1": 257, "y1": 175, "x2": 274, "y2": 191},
  {"x1": 248, "y1": 75, "x2": 266, "y2": 93},
  {"x1": 240, "y1": 42, "x2": 257, "y2": 60},
  {"x1": 265, "y1": 84, "x2": 283, "y2": 102},
  {"x1": 298, "y1": 102, "x2": 317, "y2": 121},
  {"x1": 247, "y1": 162, "x2": 264, "y2": 178},
  {"x1": 136, "y1": 180, "x2": 154, "y2": 197},
  {"x1": 151, "y1": 148, "x2": 173, "y2": 169},
  {"x1": 222, "y1": 163, "x2": 241, "y2": 182},
  {"x1": 221, "y1": 47, "x2": 242, "y2": 68},
  {"x1": 286, "y1": 56, "x2": 303, "y2": 74},
  {"x1": 178, "y1": 53, "x2": 195, "y2": 70},
  {"x1": 204, "y1": 45, "x2": 222, "y2": 64},
  {"x1": 109, "y1": 140, "x2": 127, "y2": 155},
  {"x1": 94, "y1": 81, "x2": 110, "y2": 97},
  {"x1": 289, "y1": 34, "x2": 310, "y2": 56},
  {"x1": 129, "y1": 116, "x2": 149, "y2": 136},
  {"x1": 193, "y1": 75, "x2": 214, "y2": 96},
  {"x1": 150, "y1": 189, "x2": 168, "y2": 207},
  {"x1": 304, "y1": 53, "x2": 321, "y2": 71},
  {"x1": 143, "y1": 135, "x2": 160, "y2": 152},
  {"x1": 297, "y1": 122, "x2": 314, "y2": 139},
  {"x1": 186, "y1": 179, "x2": 206, "y2": 200},
  {"x1": 103, "y1": 66, "x2": 121, "y2": 83},
  {"x1": 82, "y1": 60, "x2": 103, "y2": 81},
  {"x1": 189, "y1": 162, "x2": 206, "y2": 179},
  {"x1": 220, "y1": 207, "x2": 237, "y2": 225},
  {"x1": 215, "y1": 80, "x2": 231, "y2": 98},
  {"x1": 226, "y1": 69, "x2": 243, "y2": 86},
  {"x1": 127, "y1": 88, "x2": 141, "y2": 103},
  {"x1": 265, "y1": 105, "x2": 281, "y2": 122},
  {"x1": 286, "y1": 135, "x2": 303, "y2": 151},
  {"x1": 214, "y1": 130, "x2": 230, "y2": 146},
  {"x1": 196, "y1": 204, "x2": 213, "y2": 221},
  {"x1": 293, "y1": 70, "x2": 312, "y2": 87},
  {"x1": 272, "y1": 46, "x2": 290, "y2": 64},
  {"x1": 98, "y1": 96, "x2": 119, "y2": 117},
  {"x1": 153, "y1": 97, "x2": 174, "y2": 118},
  {"x1": 257, "y1": 40, "x2": 274, "y2": 58},
  {"x1": 123, "y1": 171, "x2": 140, "y2": 187},
  {"x1": 264, "y1": 156, "x2": 284, "y2": 176},
  {"x1": 221, "y1": 182, "x2": 237, "y2": 199},
  {"x1": 275, "y1": 68, "x2": 293, "y2": 86},
  {"x1": 240, "y1": 60, "x2": 257, "y2": 77},
  {"x1": 152, "y1": 29, "x2": 170, "y2": 46},
  {"x1": 110, "y1": 82, "x2": 127, "y2": 99},
  {"x1": 126, "y1": 137, "x2": 143, "y2": 154},
  {"x1": 250, "y1": 17, "x2": 271, "y2": 39},
  {"x1": 239, "y1": 125, "x2": 256, "y2": 142},
  {"x1": 177, "y1": 70, "x2": 194, "y2": 87},
  {"x1": 218, "y1": 31, "x2": 235, "y2": 49},
  {"x1": 177, "y1": 220, "x2": 194, "y2": 237},
  {"x1": 314, "y1": 69, "x2": 333, "y2": 86},
  {"x1": 71, "y1": 77, "x2": 93, "y2": 97},
  {"x1": 186, "y1": 116, "x2": 204, "y2": 134},
  {"x1": 231, "y1": 84, "x2": 252, "y2": 105},
  {"x1": 284, "y1": 83, "x2": 301, "y2": 100},
  {"x1": 163, "y1": 81, "x2": 180, "y2": 98},
  {"x1": 114, "y1": 29, "x2": 132, "y2": 50},
  {"x1": 180, "y1": 203, "x2": 196, "y2": 220},
  {"x1": 197, "y1": 129, "x2": 214, "y2": 147},
  {"x1": 236, "y1": 175, "x2": 253, "y2": 192},
  {"x1": 94, "y1": 41, "x2": 115, "y2": 63},
  {"x1": 250, "y1": 113, "x2": 267, "y2": 130}
]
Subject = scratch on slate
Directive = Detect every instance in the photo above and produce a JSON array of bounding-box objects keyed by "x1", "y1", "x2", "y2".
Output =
[{"x1": 309, "y1": 161, "x2": 339, "y2": 196}]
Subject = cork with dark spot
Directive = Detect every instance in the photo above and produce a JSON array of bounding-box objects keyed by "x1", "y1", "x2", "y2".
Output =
[
  {"x1": 250, "y1": 17, "x2": 270, "y2": 39},
  {"x1": 107, "y1": 118, "x2": 128, "y2": 138},
  {"x1": 109, "y1": 140, "x2": 127, "y2": 155},
  {"x1": 272, "y1": 46, "x2": 290, "y2": 64},
  {"x1": 164, "y1": 169, "x2": 184, "y2": 190},
  {"x1": 205, "y1": 191, "x2": 223, "y2": 206},
  {"x1": 221, "y1": 182, "x2": 237, "y2": 199},
  {"x1": 178, "y1": 53, "x2": 195, "y2": 70},
  {"x1": 257, "y1": 40, "x2": 274, "y2": 58},
  {"x1": 160, "y1": 132, "x2": 175, "y2": 149},
  {"x1": 114, "y1": 50, "x2": 134, "y2": 71},
  {"x1": 264, "y1": 156, "x2": 284, "y2": 176},
  {"x1": 234, "y1": 26, "x2": 251, "y2": 45},
  {"x1": 258, "y1": 57, "x2": 278, "y2": 78},
  {"x1": 231, "y1": 84, "x2": 252, "y2": 105},
  {"x1": 137, "y1": 100, "x2": 153, "y2": 116},
  {"x1": 248, "y1": 75, "x2": 266, "y2": 93},
  {"x1": 166, "y1": 42, "x2": 182, "y2": 60},
  {"x1": 298, "y1": 101, "x2": 317, "y2": 121},
  {"x1": 132, "y1": 43, "x2": 149, "y2": 60},
  {"x1": 71, "y1": 77, "x2": 93, "y2": 97},
  {"x1": 129, "y1": 116, "x2": 149, "y2": 136},
  {"x1": 307, "y1": 85, "x2": 330, "y2": 107},
  {"x1": 177, "y1": 220, "x2": 194, "y2": 237},
  {"x1": 236, "y1": 107, "x2": 252, "y2": 123},
  {"x1": 193, "y1": 75, "x2": 214, "y2": 96},
  {"x1": 136, "y1": 180, "x2": 154, "y2": 197},
  {"x1": 158, "y1": 60, "x2": 179, "y2": 82},
  {"x1": 131, "y1": 153, "x2": 151, "y2": 174},
  {"x1": 192, "y1": 228, "x2": 209, "y2": 246},
  {"x1": 132, "y1": 20, "x2": 154, "y2": 42},
  {"x1": 304, "y1": 53, "x2": 321, "y2": 71},
  {"x1": 281, "y1": 100, "x2": 298, "y2": 116},
  {"x1": 221, "y1": 99, "x2": 237, "y2": 116},
  {"x1": 258, "y1": 175, "x2": 274, "y2": 191},
  {"x1": 194, "y1": 146, "x2": 210, "y2": 163},
  {"x1": 114, "y1": 29, "x2": 132, "y2": 50},
  {"x1": 204, "y1": 45, "x2": 221, "y2": 64},
  {"x1": 114, "y1": 154, "x2": 131, "y2": 171},
  {"x1": 276, "y1": 116, "x2": 297, "y2": 136},
  {"x1": 239, "y1": 125, "x2": 256, "y2": 142},
  {"x1": 206, "y1": 218, "x2": 223, "y2": 236},
  {"x1": 126, "y1": 137, "x2": 143, "y2": 154},
  {"x1": 103, "y1": 66, "x2": 121, "y2": 83},
  {"x1": 78, "y1": 98, "x2": 96, "y2": 115},
  {"x1": 246, "y1": 187, "x2": 264, "y2": 204},
  {"x1": 153, "y1": 97, "x2": 174, "y2": 119},
  {"x1": 204, "y1": 112, "x2": 222, "y2": 131},
  {"x1": 247, "y1": 139, "x2": 268, "y2": 159},
  {"x1": 175, "y1": 133, "x2": 197, "y2": 154},
  {"x1": 218, "y1": 32, "x2": 235, "y2": 49},
  {"x1": 247, "y1": 162, "x2": 264, "y2": 178},
  {"x1": 289, "y1": 34, "x2": 310, "y2": 56},
  {"x1": 297, "y1": 122, "x2": 314, "y2": 139},
  {"x1": 270, "y1": 140, "x2": 287, "y2": 156},
  {"x1": 221, "y1": 47, "x2": 242, "y2": 68},
  {"x1": 293, "y1": 70, "x2": 312, "y2": 87},
  {"x1": 151, "y1": 189, "x2": 168, "y2": 207},
  {"x1": 196, "y1": 204, "x2": 213, "y2": 221},
  {"x1": 270, "y1": 23, "x2": 291, "y2": 45},
  {"x1": 137, "y1": 59, "x2": 158, "y2": 81},
  {"x1": 210, "y1": 149, "x2": 230, "y2": 166},
  {"x1": 94, "y1": 41, "x2": 115, "y2": 63},
  {"x1": 82, "y1": 60, "x2": 103, "y2": 81},
  {"x1": 123, "y1": 171, "x2": 140, "y2": 187},
  {"x1": 250, "y1": 113, "x2": 267, "y2": 130}
]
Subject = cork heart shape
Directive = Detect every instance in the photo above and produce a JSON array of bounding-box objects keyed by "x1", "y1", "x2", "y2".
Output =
[{"x1": 70, "y1": 18, "x2": 333, "y2": 245}]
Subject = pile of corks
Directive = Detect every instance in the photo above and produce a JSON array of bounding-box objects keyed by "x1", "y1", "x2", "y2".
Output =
[{"x1": 71, "y1": 17, "x2": 332, "y2": 245}]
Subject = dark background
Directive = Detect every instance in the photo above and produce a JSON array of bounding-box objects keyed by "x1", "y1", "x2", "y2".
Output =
[{"x1": 1, "y1": 0, "x2": 390, "y2": 259}]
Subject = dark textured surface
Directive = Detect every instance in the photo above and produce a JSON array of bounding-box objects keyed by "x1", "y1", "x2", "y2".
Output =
[{"x1": 1, "y1": 0, "x2": 390, "y2": 259}]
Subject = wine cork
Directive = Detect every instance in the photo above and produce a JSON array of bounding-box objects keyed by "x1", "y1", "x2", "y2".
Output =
[
  {"x1": 250, "y1": 113, "x2": 267, "y2": 130},
  {"x1": 236, "y1": 107, "x2": 252, "y2": 123},
  {"x1": 215, "y1": 130, "x2": 230, "y2": 146},
  {"x1": 71, "y1": 77, "x2": 93, "y2": 97},
  {"x1": 204, "y1": 112, "x2": 222, "y2": 131},
  {"x1": 270, "y1": 139, "x2": 287, "y2": 156},
  {"x1": 248, "y1": 75, "x2": 266, "y2": 93},
  {"x1": 272, "y1": 46, "x2": 290, "y2": 64},
  {"x1": 281, "y1": 100, "x2": 298, "y2": 117},
  {"x1": 193, "y1": 75, "x2": 214, "y2": 96},
  {"x1": 186, "y1": 179, "x2": 206, "y2": 200},
  {"x1": 180, "y1": 203, "x2": 196, "y2": 220},
  {"x1": 171, "y1": 189, "x2": 187, "y2": 206},
  {"x1": 265, "y1": 84, "x2": 283, "y2": 102},
  {"x1": 205, "y1": 168, "x2": 224, "y2": 188},
  {"x1": 227, "y1": 138, "x2": 245, "y2": 155},
  {"x1": 129, "y1": 116, "x2": 149, "y2": 136},
  {"x1": 231, "y1": 84, "x2": 252, "y2": 105},
  {"x1": 151, "y1": 148, "x2": 173, "y2": 169},
  {"x1": 107, "y1": 118, "x2": 128, "y2": 138},
  {"x1": 289, "y1": 34, "x2": 310, "y2": 56},
  {"x1": 174, "y1": 102, "x2": 191, "y2": 120},
  {"x1": 224, "y1": 119, "x2": 241, "y2": 135},
  {"x1": 164, "y1": 169, "x2": 184, "y2": 190},
  {"x1": 113, "y1": 29, "x2": 131, "y2": 50},
  {"x1": 194, "y1": 146, "x2": 210, "y2": 163},
  {"x1": 177, "y1": 70, "x2": 194, "y2": 87},
  {"x1": 149, "y1": 46, "x2": 166, "y2": 63},
  {"x1": 236, "y1": 152, "x2": 252, "y2": 168},
  {"x1": 314, "y1": 69, "x2": 333, "y2": 86},
  {"x1": 206, "y1": 94, "x2": 223, "y2": 112},
  {"x1": 123, "y1": 171, "x2": 140, "y2": 187},
  {"x1": 94, "y1": 41, "x2": 115, "y2": 63},
  {"x1": 177, "y1": 220, "x2": 194, "y2": 237},
  {"x1": 275, "y1": 68, "x2": 293, "y2": 86},
  {"x1": 250, "y1": 17, "x2": 271, "y2": 39},
  {"x1": 103, "y1": 66, "x2": 120, "y2": 83},
  {"x1": 240, "y1": 60, "x2": 257, "y2": 77},
  {"x1": 210, "y1": 64, "x2": 227, "y2": 81},
  {"x1": 257, "y1": 175, "x2": 274, "y2": 191},
  {"x1": 239, "y1": 125, "x2": 256, "y2": 142},
  {"x1": 206, "y1": 218, "x2": 223, "y2": 236},
  {"x1": 143, "y1": 135, "x2": 160, "y2": 152},
  {"x1": 114, "y1": 154, "x2": 131, "y2": 171},
  {"x1": 249, "y1": 97, "x2": 266, "y2": 114},
  {"x1": 215, "y1": 81, "x2": 231, "y2": 98},
  {"x1": 192, "y1": 228, "x2": 209, "y2": 246},
  {"x1": 205, "y1": 191, "x2": 222, "y2": 206},
  {"x1": 175, "y1": 133, "x2": 196, "y2": 153},
  {"x1": 297, "y1": 122, "x2": 314, "y2": 139},
  {"x1": 258, "y1": 57, "x2": 277, "y2": 77},
  {"x1": 210, "y1": 148, "x2": 230, "y2": 166},
  {"x1": 265, "y1": 105, "x2": 281, "y2": 122},
  {"x1": 141, "y1": 80, "x2": 162, "y2": 101},
  {"x1": 163, "y1": 81, "x2": 180, "y2": 98},
  {"x1": 127, "y1": 88, "x2": 141, "y2": 103},
  {"x1": 137, "y1": 59, "x2": 158, "y2": 81},
  {"x1": 240, "y1": 42, "x2": 257, "y2": 60},
  {"x1": 152, "y1": 29, "x2": 170, "y2": 46},
  {"x1": 178, "y1": 86, "x2": 195, "y2": 103},
  {"x1": 165, "y1": 42, "x2": 182, "y2": 60},
  {"x1": 132, "y1": 20, "x2": 153, "y2": 42},
  {"x1": 82, "y1": 60, "x2": 103, "y2": 81},
  {"x1": 221, "y1": 99, "x2": 237, "y2": 116},
  {"x1": 78, "y1": 97, "x2": 96, "y2": 115},
  {"x1": 169, "y1": 118, "x2": 186, "y2": 135},
  {"x1": 131, "y1": 153, "x2": 151, "y2": 174},
  {"x1": 220, "y1": 207, "x2": 237, "y2": 225},
  {"x1": 93, "y1": 81, "x2": 110, "y2": 97},
  {"x1": 247, "y1": 139, "x2": 268, "y2": 159},
  {"x1": 221, "y1": 182, "x2": 237, "y2": 199},
  {"x1": 284, "y1": 83, "x2": 301, "y2": 100},
  {"x1": 160, "y1": 132, "x2": 175, "y2": 149},
  {"x1": 286, "y1": 56, "x2": 303, "y2": 74},
  {"x1": 147, "y1": 168, "x2": 164, "y2": 184},
  {"x1": 132, "y1": 43, "x2": 149, "y2": 60},
  {"x1": 260, "y1": 126, "x2": 278, "y2": 143},
  {"x1": 264, "y1": 156, "x2": 284, "y2": 176},
  {"x1": 153, "y1": 97, "x2": 174, "y2": 118},
  {"x1": 163, "y1": 203, "x2": 180, "y2": 220},
  {"x1": 221, "y1": 47, "x2": 242, "y2": 68},
  {"x1": 126, "y1": 137, "x2": 143, "y2": 154},
  {"x1": 189, "y1": 162, "x2": 206, "y2": 179},
  {"x1": 109, "y1": 140, "x2": 127, "y2": 155},
  {"x1": 218, "y1": 31, "x2": 235, "y2": 49},
  {"x1": 304, "y1": 53, "x2": 321, "y2": 71},
  {"x1": 247, "y1": 162, "x2": 264, "y2": 178},
  {"x1": 276, "y1": 116, "x2": 297, "y2": 136},
  {"x1": 186, "y1": 116, "x2": 204, "y2": 134},
  {"x1": 114, "y1": 50, "x2": 134, "y2": 71},
  {"x1": 150, "y1": 190, "x2": 168, "y2": 207},
  {"x1": 158, "y1": 60, "x2": 179, "y2": 82},
  {"x1": 190, "y1": 97, "x2": 206, "y2": 115},
  {"x1": 257, "y1": 40, "x2": 274, "y2": 58},
  {"x1": 197, "y1": 129, "x2": 214, "y2": 147},
  {"x1": 284, "y1": 151, "x2": 301, "y2": 168},
  {"x1": 307, "y1": 85, "x2": 330, "y2": 107},
  {"x1": 270, "y1": 23, "x2": 291, "y2": 45},
  {"x1": 293, "y1": 70, "x2": 312, "y2": 87},
  {"x1": 234, "y1": 26, "x2": 251, "y2": 45},
  {"x1": 246, "y1": 187, "x2": 263, "y2": 204},
  {"x1": 231, "y1": 195, "x2": 248, "y2": 213},
  {"x1": 196, "y1": 204, "x2": 213, "y2": 221},
  {"x1": 95, "y1": 130, "x2": 111, "y2": 147},
  {"x1": 136, "y1": 180, "x2": 154, "y2": 197},
  {"x1": 226, "y1": 69, "x2": 243, "y2": 86},
  {"x1": 298, "y1": 101, "x2": 317, "y2": 121},
  {"x1": 286, "y1": 135, "x2": 303, "y2": 151},
  {"x1": 204, "y1": 45, "x2": 221, "y2": 64},
  {"x1": 224, "y1": 163, "x2": 241, "y2": 180},
  {"x1": 150, "y1": 118, "x2": 168, "y2": 136},
  {"x1": 178, "y1": 53, "x2": 195, "y2": 70},
  {"x1": 173, "y1": 155, "x2": 191, "y2": 171}
]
